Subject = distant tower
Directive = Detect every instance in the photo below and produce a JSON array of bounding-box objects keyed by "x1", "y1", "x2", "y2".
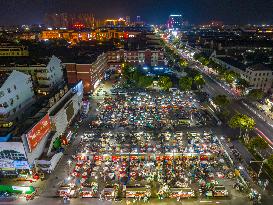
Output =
[
  {"x1": 137, "y1": 16, "x2": 141, "y2": 22},
  {"x1": 126, "y1": 16, "x2": 131, "y2": 26},
  {"x1": 168, "y1": 14, "x2": 183, "y2": 31}
]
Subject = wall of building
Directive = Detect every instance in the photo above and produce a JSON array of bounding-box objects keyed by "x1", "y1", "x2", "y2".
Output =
[
  {"x1": 210, "y1": 56, "x2": 245, "y2": 76},
  {"x1": 22, "y1": 130, "x2": 50, "y2": 166},
  {"x1": 40, "y1": 29, "x2": 141, "y2": 42},
  {"x1": 0, "y1": 56, "x2": 64, "y2": 95},
  {"x1": 37, "y1": 55, "x2": 64, "y2": 90},
  {"x1": 0, "y1": 71, "x2": 35, "y2": 122},
  {"x1": 65, "y1": 53, "x2": 108, "y2": 93},
  {"x1": 243, "y1": 68, "x2": 273, "y2": 92},
  {"x1": 19, "y1": 82, "x2": 83, "y2": 167},
  {"x1": 47, "y1": 81, "x2": 83, "y2": 155},
  {"x1": 107, "y1": 49, "x2": 165, "y2": 66},
  {"x1": 0, "y1": 46, "x2": 29, "y2": 57}
]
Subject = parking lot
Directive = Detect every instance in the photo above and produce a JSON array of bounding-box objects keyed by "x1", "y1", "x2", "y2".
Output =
[{"x1": 53, "y1": 81, "x2": 253, "y2": 204}]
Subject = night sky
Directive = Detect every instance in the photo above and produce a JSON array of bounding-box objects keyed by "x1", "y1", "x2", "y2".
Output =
[{"x1": 0, "y1": 0, "x2": 272, "y2": 25}]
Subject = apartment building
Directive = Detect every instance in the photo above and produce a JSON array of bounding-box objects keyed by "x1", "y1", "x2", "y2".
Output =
[
  {"x1": 65, "y1": 53, "x2": 108, "y2": 93},
  {"x1": 0, "y1": 46, "x2": 29, "y2": 57},
  {"x1": 242, "y1": 64, "x2": 273, "y2": 92},
  {"x1": 0, "y1": 55, "x2": 64, "y2": 95},
  {"x1": 0, "y1": 70, "x2": 35, "y2": 127}
]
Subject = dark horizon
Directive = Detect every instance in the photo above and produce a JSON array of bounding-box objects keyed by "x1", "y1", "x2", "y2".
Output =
[{"x1": 0, "y1": 0, "x2": 272, "y2": 26}]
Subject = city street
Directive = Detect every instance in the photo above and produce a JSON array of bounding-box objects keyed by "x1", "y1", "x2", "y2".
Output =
[{"x1": 170, "y1": 41, "x2": 273, "y2": 148}]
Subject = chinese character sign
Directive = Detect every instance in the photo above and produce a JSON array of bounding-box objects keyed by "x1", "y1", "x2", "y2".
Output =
[{"x1": 26, "y1": 114, "x2": 51, "y2": 152}]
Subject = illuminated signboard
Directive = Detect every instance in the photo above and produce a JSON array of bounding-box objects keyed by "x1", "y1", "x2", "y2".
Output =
[
  {"x1": 72, "y1": 81, "x2": 83, "y2": 96},
  {"x1": 26, "y1": 114, "x2": 51, "y2": 152}
]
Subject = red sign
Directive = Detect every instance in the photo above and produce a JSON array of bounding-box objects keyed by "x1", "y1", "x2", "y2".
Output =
[{"x1": 26, "y1": 114, "x2": 51, "y2": 152}]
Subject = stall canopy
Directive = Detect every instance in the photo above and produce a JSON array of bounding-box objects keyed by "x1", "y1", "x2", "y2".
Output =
[{"x1": 0, "y1": 185, "x2": 35, "y2": 195}]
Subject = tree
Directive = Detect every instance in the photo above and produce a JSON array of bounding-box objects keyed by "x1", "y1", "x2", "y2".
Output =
[
  {"x1": 249, "y1": 136, "x2": 268, "y2": 151},
  {"x1": 193, "y1": 53, "x2": 209, "y2": 66},
  {"x1": 179, "y1": 77, "x2": 193, "y2": 91},
  {"x1": 138, "y1": 76, "x2": 154, "y2": 88},
  {"x1": 228, "y1": 113, "x2": 256, "y2": 138},
  {"x1": 180, "y1": 59, "x2": 188, "y2": 68},
  {"x1": 122, "y1": 64, "x2": 134, "y2": 80},
  {"x1": 194, "y1": 74, "x2": 205, "y2": 88},
  {"x1": 213, "y1": 95, "x2": 230, "y2": 108},
  {"x1": 247, "y1": 89, "x2": 264, "y2": 101},
  {"x1": 236, "y1": 78, "x2": 249, "y2": 92},
  {"x1": 223, "y1": 71, "x2": 236, "y2": 85},
  {"x1": 158, "y1": 76, "x2": 173, "y2": 91},
  {"x1": 131, "y1": 69, "x2": 142, "y2": 84}
]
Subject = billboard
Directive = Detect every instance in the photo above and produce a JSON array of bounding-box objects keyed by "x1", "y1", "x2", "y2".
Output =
[
  {"x1": 26, "y1": 114, "x2": 51, "y2": 152},
  {"x1": 0, "y1": 142, "x2": 28, "y2": 169}
]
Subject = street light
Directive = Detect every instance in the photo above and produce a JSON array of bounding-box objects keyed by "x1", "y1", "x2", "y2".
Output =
[
  {"x1": 68, "y1": 160, "x2": 72, "y2": 165},
  {"x1": 68, "y1": 160, "x2": 72, "y2": 175}
]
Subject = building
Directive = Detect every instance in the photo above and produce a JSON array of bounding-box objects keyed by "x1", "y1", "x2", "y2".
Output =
[
  {"x1": 64, "y1": 49, "x2": 164, "y2": 93},
  {"x1": 126, "y1": 16, "x2": 131, "y2": 26},
  {"x1": 108, "y1": 49, "x2": 165, "y2": 67},
  {"x1": 40, "y1": 28, "x2": 141, "y2": 42},
  {"x1": 104, "y1": 18, "x2": 126, "y2": 27},
  {"x1": 65, "y1": 53, "x2": 108, "y2": 93},
  {"x1": 0, "y1": 70, "x2": 35, "y2": 127},
  {"x1": 0, "y1": 46, "x2": 29, "y2": 57},
  {"x1": 21, "y1": 81, "x2": 83, "y2": 166},
  {"x1": 210, "y1": 53, "x2": 273, "y2": 92},
  {"x1": 210, "y1": 55, "x2": 246, "y2": 76},
  {"x1": 134, "y1": 16, "x2": 145, "y2": 26},
  {"x1": 44, "y1": 13, "x2": 69, "y2": 28},
  {"x1": 46, "y1": 81, "x2": 83, "y2": 156},
  {"x1": 242, "y1": 64, "x2": 273, "y2": 92},
  {"x1": 0, "y1": 55, "x2": 64, "y2": 95},
  {"x1": 44, "y1": 13, "x2": 95, "y2": 29},
  {"x1": 0, "y1": 81, "x2": 83, "y2": 174},
  {"x1": 168, "y1": 14, "x2": 183, "y2": 31}
]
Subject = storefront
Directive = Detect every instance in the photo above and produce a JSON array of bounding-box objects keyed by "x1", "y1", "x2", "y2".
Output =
[
  {"x1": 126, "y1": 186, "x2": 149, "y2": 198},
  {"x1": 213, "y1": 185, "x2": 228, "y2": 197},
  {"x1": 58, "y1": 186, "x2": 77, "y2": 197},
  {"x1": 0, "y1": 142, "x2": 31, "y2": 176},
  {"x1": 169, "y1": 187, "x2": 195, "y2": 198}
]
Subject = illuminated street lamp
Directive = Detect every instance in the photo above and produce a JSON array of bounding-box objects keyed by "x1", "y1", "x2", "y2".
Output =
[{"x1": 68, "y1": 160, "x2": 72, "y2": 175}]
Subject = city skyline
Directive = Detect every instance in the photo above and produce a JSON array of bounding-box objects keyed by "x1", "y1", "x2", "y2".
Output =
[{"x1": 0, "y1": 0, "x2": 272, "y2": 25}]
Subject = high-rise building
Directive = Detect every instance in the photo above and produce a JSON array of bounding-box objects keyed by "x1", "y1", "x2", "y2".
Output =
[
  {"x1": 137, "y1": 16, "x2": 141, "y2": 22},
  {"x1": 44, "y1": 13, "x2": 95, "y2": 29},
  {"x1": 168, "y1": 14, "x2": 183, "y2": 30},
  {"x1": 126, "y1": 16, "x2": 131, "y2": 26},
  {"x1": 44, "y1": 13, "x2": 69, "y2": 28}
]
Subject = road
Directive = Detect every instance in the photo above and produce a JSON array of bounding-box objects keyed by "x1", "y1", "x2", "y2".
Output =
[
  {"x1": 202, "y1": 67, "x2": 273, "y2": 146},
  {"x1": 169, "y1": 42, "x2": 273, "y2": 147}
]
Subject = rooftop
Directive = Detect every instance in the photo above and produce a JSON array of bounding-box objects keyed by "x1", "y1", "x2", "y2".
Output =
[
  {"x1": 0, "y1": 56, "x2": 49, "y2": 67},
  {"x1": 217, "y1": 56, "x2": 246, "y2": 70},
  {"x1": 248, "y1": 63, "x2": 272, "y2": 71}
]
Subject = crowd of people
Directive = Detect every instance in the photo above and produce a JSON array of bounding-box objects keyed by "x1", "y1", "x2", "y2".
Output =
[
  {"x1": 90, "y1": 92, "x2": 215, "y2": 130},
  {"x1": 57, "y1": 90, "x2": 252, "y2": 203}
]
